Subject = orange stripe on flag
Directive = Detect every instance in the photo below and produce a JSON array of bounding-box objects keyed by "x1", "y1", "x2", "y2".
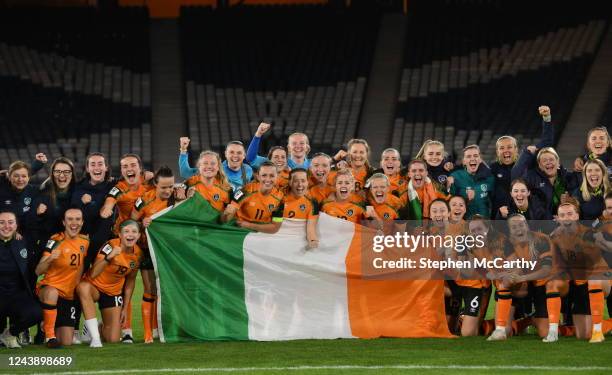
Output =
[{"x1": 345, "y1": 224, "x2": 454, "y2": 338}]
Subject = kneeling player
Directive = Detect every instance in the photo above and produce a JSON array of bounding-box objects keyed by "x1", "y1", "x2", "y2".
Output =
[
  {"x1": 35, "y1": 208, "x2": 89, "y2": 348},
  {"x1": 77, "y1": 220, "x2": 142, "y2": 347}
]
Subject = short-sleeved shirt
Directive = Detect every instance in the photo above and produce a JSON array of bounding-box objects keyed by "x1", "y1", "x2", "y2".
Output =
[
  {"x1": 107, "y1": 178, "x2": 153, "y2": 233},
  {"x1": 185, "y1": 176, "x2": 231, "y2": 213},
  {"x1": 278, "y1": 194, "x2": 319, "y2": 220},
  {"x1": 38, "y1": 233, "x2": 89, "y2": 300},
  {"x1": 86, "y1": 238, "x2": 142, "y2": 296},
  {"x1": 230, "y1": 187, "x2": 284, "y2": 224},
  {"x1": 321, "y1": 201, "x2": 366, "y2": 223},
  {"x1": 368, "y1": 194, "x2": 403, "y2": 221}
]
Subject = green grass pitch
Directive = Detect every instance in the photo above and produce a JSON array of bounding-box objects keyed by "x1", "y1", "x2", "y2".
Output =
[{"x1": 5, "y1": 277, "x2": 612, "y2": 375}]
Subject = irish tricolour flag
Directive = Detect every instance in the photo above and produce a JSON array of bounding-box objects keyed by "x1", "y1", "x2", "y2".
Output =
[{"x1": 147, "y1": 194, "x2": 452, "y2": 342}]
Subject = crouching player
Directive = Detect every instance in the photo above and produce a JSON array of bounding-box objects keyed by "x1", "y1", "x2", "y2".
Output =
[
  {"x1": 545, "y1": 199, "x2": 612, "y2": 342},
  {"x1": 35, "y1": 208, "x2": 89, "y2": 348},
  {"x1": 77, "y1": 220, "x2": 142, "y2": 347},
  {"x1": 487, "y1": 214, "x2": 554, "y2": 341}
]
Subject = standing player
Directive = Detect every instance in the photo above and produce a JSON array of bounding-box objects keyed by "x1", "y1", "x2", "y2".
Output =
[
  {"x1": 276, "y1": 168, "x2": 319, "y2": 248},
  {"x1": 308, "y1": 153, "x2": 334, "y2": 206},
  {"x1": 76, "y1": 220, "x2": 142, "y2": 348},
  {"x1": 377, "y1": 148, "x2": 408, "y2": 198},
  {"x1": 35, "y1": 208, "x2": 89, "y2": 348},
  {"x1": 185, "y1": 151, "x2": 231, "y2": 213},
  {"x1": 366, "y1": 173, "x2": 403, "y2": 222},
  {"x1": 131, "y1": 166, "x2": 180, "y2": 343},
  {"x1": 221, "y1": 161, "x2": 284, "y2": 233}
]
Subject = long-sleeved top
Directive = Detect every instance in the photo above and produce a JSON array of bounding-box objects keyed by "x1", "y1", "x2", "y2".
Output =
[
  {"x1": 494, "y1": 196, "x2": 551, "y2": 220},
  {"x1": 573, "y1": 188, "x2": 605, "y2": 221},
  {"x1": 179, "y1": 153, "x2": 253, "y2": 191},
  {"x1": 450, "y1": 164, "x2": 495, "y2": 219},
  {"x1": 491, "y1": 119, "x2": 554, "y2": 216},
  {"x1": 0, "y1": 237, "x2": 32, "y2": 296},
  {"x1": 71, "y1": 179, "x2": 114, "y2": 235},
  {"x1": 246, "y1": 135, "x2": 311, "y2": 169}
]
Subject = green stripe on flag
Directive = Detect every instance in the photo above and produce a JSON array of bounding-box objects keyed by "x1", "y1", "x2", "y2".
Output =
[{"x1": 148, "y1": 194, "x2": 250, "y2": 342}]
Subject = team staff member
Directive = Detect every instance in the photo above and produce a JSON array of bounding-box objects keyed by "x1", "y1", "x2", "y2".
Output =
[
  {"x1": 131, "y1": 166, "x2": 181, "y2": 344},
  {"x1": 185, "y1": 151, "x2": 231, "y2": 213},
  {"x1": 0, "y1": 210, "x2": 42, "y2": 349},
  {"x1": 221, "y1": 161, "x2": 284, "y2": 233},
  {"x1": 35, "y1": 208, "x2": 89, "y2": 348},
  {"x1": 77, "y1": 220, "x2": 142, "y2": 348}
]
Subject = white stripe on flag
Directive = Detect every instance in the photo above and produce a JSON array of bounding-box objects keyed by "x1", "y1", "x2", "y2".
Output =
[{"x1": 243, "y1": 214, "x2": 355, "y2": 340}]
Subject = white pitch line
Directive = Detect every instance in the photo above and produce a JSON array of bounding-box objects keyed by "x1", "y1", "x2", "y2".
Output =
[{"x1": 28, "y1": 364, "x2": 612, "y2": 375}]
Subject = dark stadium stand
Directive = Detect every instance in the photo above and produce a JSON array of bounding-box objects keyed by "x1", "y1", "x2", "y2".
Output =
[
  {"x1": 0, "y1": 7, "x2": 152, "y2": 177},
  {"x1": 599, "y1": 86, "x2": 612, "y2": 128},
  {"x1": 180, "y1": 3, "x2": 381, "y2": 155},
  {"x1": 393, "y1": 0, "x2": 610, "y2": 162}
]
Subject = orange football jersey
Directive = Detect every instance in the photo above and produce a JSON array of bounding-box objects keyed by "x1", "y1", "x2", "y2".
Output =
[
  {"x1": 86, "y1": 239, "x2": 142, "y2": 296},
  {"x1": 185, "y1": 176, "x2": 231, "y2": 212},
  {"x1": 38, "y1": 233, "x2": 89, "y2": 300}
]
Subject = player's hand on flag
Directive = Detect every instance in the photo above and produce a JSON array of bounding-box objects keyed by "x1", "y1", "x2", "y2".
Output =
[
  {"x1": 179, "y1": 137, "x2": 190, "y2": 152},
  {"x1": 255, "y1": 122, "x2": 271, "y2": 137},
  {"x1": 143, "y1": 217, "x2": 153, "y2": 228}
]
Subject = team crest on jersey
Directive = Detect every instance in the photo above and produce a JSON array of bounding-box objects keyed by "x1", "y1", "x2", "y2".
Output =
[
  {"x1": 347, "y1": 209, "x2": 354, "y2": 217},
  {"x1": 45, "y1": 240, "x2": 56, "y2": 250},
  {"x1": 80, "y1": 246, "x2": 86, "y2": 254},
  {"x1": 299, "y1": 204, "x2": 306, "y2": 211},
  {"x1": 438, "y1": 175, "x2": 447, "y2": 184},
  {"x1": 480, "y1": 184, "x2": 487, "y2": 192},
  {"x1": 24, "y1": 197, "x2": 31, "y2": 206},
  {"x1": 129, "y1": 261, "x2": 136, "y2": 270},
  {"x1": 20, "y1": 249, "x2": 27, "y2": 259},
  {"x1": 383, "y1": 213, "x2": 390, "y2": 219},
  {"x1": 213, "y1": 193, "x2": 220, "y2": 201},
  {"x1": 268, "y1": 204, "x2": 275, "y2": 211}
]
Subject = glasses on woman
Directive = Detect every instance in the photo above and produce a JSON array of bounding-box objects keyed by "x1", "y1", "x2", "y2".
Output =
[{"x1": 53, "y1": 170, "x2": 73, "y2": 176}]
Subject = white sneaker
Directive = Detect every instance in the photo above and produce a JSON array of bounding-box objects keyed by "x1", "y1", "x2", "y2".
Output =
[
  {"x1": 72, "y1": 331, "x2": 82, "y2": 345},
  {"x1": 487, "y1": 329, "x2": 507, "y2": 341},
  {"x1": 0, "y1": 329, "x2": 22, "y2": 349},
  {"x1": 153, "y1": 329, "x2": 159, "y2": 339},
  {"x1": 542, "y1": 331, "x2": 558, "y2": 343},
  {"x1": 80, "y1": 325, "x2": 91, "y2": 344},
  {"x1": 89, "y1": 339, "x2": 103, "y2": 348}
]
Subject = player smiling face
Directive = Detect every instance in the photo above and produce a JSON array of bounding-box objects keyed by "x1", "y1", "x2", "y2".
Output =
[
  {"x1": 288, "y1": 134, "x2": 309, "y2": 160},
  {"x1": 120, "y1": 156, "x2": 142, "y2": 186},
  {"x1": 380, "y1": 149, "x2": 401, "y2": 175},
  {"x1": 408, "y1": 161, "x2": 427, "y2": 188},
  {"x1": 424, "y1": 144, "x2": 444, "y2": 167},
  {"x1": 537, "y1": 151, "x2": 559, "y2": 178},
  {"x1": 468, "y1": 219, "x2": 488, "y2": 238},
  {"x1": 496, "y1": 137, "x2": 518, "y2": 165},
  {"x1": 588, "y1": 129, "x2": 609, "y2": 156},
  {"x1": 557, "y1": 204, "x2": 579, "y2": 229},
  {"x1": 449, "y1": 196, "x2": 466, "y2": 222},
  {"x1": 463, "y1": 147, "x2": 481, "y2": 174},
  {"x1": 429, "y1": 200, "x2": 449, "y2": 227},
  {"x1": 198, "y1": 154, "x2": 219, "y2": 180},
  {"x1": 310, "y1": 155, "x2": 331, "y2": 183},
  {"x1": 86, "y1": 155, "x2": 108, "y2": 184},
  {"x1": 335, "y1": 173, "x2": 354, "y2": 201},
  {"x1": 270, "y1": 149, "x2": 288, "y2": 171},
  {"x1": 290, "y1": 170, "x2": 308, "y2": 197},
  {"x1": 156, "y1": 176, "x2": 175, "y2": 200},
  {"x1": 508, "y1": 215, "x2": 529, "y2": 242},
  {"x1": 584, "y1": 162, "x2": 604, "y2": 189},
  {"x1": 369, "y1": 177, "x2": 389, "y2": 204},
  {"x1": 120, "y1": 222, "x2": 141, "y2": 248},
  {"x1": 349, "y1": 143, "x2": 368, "y2": 169},
  {"x1": 63, "y1": 208, "x2": 83, "y2": 239},
  {"x1": 511, "y1": 181, "x2": 530, "y2": 209},
  {"x1": 9, "y1": 167, "x2": 29, "y2": 191},
  {"x1": 258, "y1": 165, "x2": 278, "y2": 194},
  {"x1": 225, "y1": 143, "x2": 245, "y2": 170}
]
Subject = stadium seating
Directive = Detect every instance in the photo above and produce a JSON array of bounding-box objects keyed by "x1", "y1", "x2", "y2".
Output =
[
  {"x1": 180, "y1": 3, "x2": 381, "y2": 155},
  {"x1": 0, "y1": 7, "x2": 152, "y2": 178},
  {"x1": 599, "y1": 86, "x2": 612, "y2": 128},
  {"x1": 393, "y1": 0, "x2": 610, "y2": 162}
]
